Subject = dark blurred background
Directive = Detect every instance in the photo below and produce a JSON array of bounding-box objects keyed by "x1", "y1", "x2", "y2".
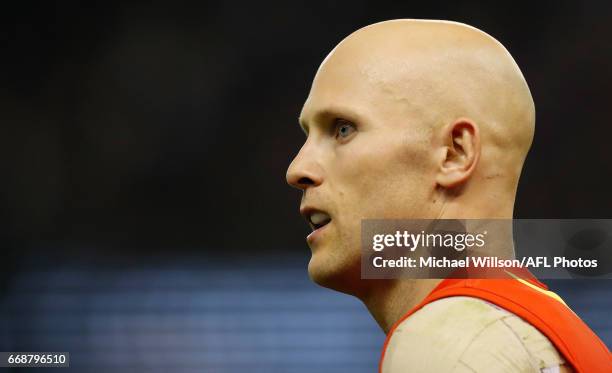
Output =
[{"x1": 0, "y1": 1, "x2": 610, "y2": 372}]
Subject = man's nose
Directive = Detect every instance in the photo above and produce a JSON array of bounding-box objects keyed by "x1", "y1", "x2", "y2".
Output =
[{"x1": 286, "y1": 145, "x2": 323, "y2": 190}]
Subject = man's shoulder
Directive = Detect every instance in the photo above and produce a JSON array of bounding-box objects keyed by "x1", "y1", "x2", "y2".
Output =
[
  {"x1": 382, "y1": 296, "x2": 569, "y2": 373},
  {"x1": 398, "y1": 295, "x2": 510, "y2": 333}
]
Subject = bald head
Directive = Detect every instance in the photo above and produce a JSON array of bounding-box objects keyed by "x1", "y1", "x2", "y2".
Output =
[{"x1": 303, "y1": 19, "x2": 534, "y2": 204}]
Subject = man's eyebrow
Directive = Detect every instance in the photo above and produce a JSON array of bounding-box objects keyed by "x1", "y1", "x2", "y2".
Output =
[{"x1": 298, "y1": 106, "x2": 362, "y2": 135}]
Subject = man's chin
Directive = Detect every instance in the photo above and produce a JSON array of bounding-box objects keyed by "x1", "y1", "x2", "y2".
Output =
[{"x1": 307, "y1": 253, "x2": 361, "y2": 296}]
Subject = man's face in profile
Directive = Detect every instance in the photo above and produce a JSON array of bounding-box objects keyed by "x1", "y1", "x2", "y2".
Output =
[{"x1": 286, "y1": 48, "x2": 440, "y2": 293}]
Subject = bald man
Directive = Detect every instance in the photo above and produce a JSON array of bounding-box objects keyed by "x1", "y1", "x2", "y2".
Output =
[{"x1": 286, "y1": 19, "x2": 611, "y2": 372}]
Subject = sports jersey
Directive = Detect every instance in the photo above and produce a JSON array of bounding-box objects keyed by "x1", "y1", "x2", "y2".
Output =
[{"x1": 379, "y1": 269, "x2": 612, "y2": 372}]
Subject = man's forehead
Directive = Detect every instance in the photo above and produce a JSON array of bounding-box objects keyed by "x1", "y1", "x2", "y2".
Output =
[
  {"x1": 298, "y1": 51, "x2": 429, "y2": 133},
  {"x1": 299, "y1": 63, "x2": 367, "y2": 127}
]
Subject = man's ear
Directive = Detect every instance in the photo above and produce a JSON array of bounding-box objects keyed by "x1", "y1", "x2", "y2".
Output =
[{"x1": 435, "y1": 119, "x2": 480, "y2": 188}]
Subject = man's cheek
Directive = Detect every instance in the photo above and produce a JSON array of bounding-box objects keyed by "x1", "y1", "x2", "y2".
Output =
[
  {"x1": 343, "y1": 161, "x2": 390, "y2": 194},
  {"x1": 334, "y1": 211, "x2": 360, "y2": 243}
]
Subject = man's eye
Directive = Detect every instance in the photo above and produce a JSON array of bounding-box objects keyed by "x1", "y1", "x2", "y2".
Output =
[{"x1": 334, "y1": 119, "x2": 356, "y2": 140}]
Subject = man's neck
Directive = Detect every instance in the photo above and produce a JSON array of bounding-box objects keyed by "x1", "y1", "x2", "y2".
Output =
[
  {"x1": 360, "y1": 278, "x2": 442, "y2": 334},
  {"x1": 359, "y1": 203, "x2": 515, "y2": 334}
]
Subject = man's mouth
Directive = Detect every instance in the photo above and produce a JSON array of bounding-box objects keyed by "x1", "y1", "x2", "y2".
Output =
[
  {"x1": 301, "y1": 208, "x2": 332, "y2": 232},
  {"x1": 308, "y1": 211, "x2": 332, "y2": 231}
]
